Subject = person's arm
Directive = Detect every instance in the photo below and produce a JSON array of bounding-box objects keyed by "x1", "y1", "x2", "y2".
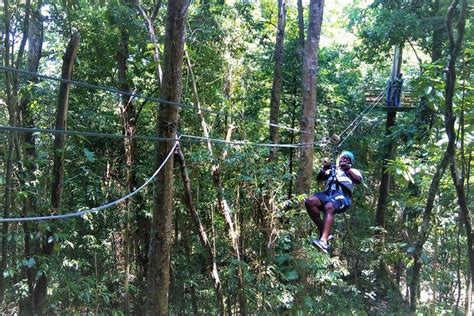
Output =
[
  {"x1": 316, "y1": 159, "x2": 331, "y2": 181},
  {"x1": 340, "y1": 162, "x2": 362, "y2": 184},
  {"x1": 316, "y1": 167, "x2": 330, "y2": 181},
  {"x1": 345, "y1": 168, "x2": 362, "y2": 184}
]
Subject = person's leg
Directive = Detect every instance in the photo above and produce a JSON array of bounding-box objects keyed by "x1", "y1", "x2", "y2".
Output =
[
  {"x1": 305, "y1": 195, "x2": 324, "y2": 234},
  {"x1": 320, "y1": 202, "x2": 336, "y2": 243}
]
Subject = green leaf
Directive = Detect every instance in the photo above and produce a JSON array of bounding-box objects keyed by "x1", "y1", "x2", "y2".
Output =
[
  {"x1": 275, "y1": 253, "x2": 292, "y2": 264},
  {"x1": 3, "y1": 268, "x2": 15, "y2": 278}
]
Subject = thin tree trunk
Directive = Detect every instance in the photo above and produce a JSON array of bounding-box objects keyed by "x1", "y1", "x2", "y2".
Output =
[
  {"x1": 287, "y1": 90, "x2": 298, "y2": 199},
  {"x1": 374, "y1": 45, "x2": 402, "y2": 294},
  {"x1": 0, "y1": 0, "x2": 16, "y2": 302},
  {"x1": 116, "y1": 27, "x2": 135, "y2": 313},
  {"x1": 19, "y1": 5, "x2": 43, "y2": 313},
  {"x1": 185, "y1": 49, "x2": 246, "y2": 314},
  {"x1": 135, "y1": 0, "x2": 163, "y2": 86},
  {"x1": 293, "y1": 0, "x2": 324, "y2": 311},
  {"x1": 13, "y1": 0, "x2": 31, "y2": 93},
  {"x1": 146, "y1": 0, "x2": 188, "y2": 313},
  {"x1": 430, "y1": 0, "x2": 443, "y2": 62},
  {"x1": 268, "y1": 0, "x2": 286, "y2": 160},
  {"x1": 297, "y1": 0, "x2": 305, "y2": 55},
  {"x1": 409, "y1": 145, "x2": 453, "y2": 312},
  {"x1": 33, "y1": 32, "x2": 80, "y2": 312},
  {"x1": 443, "y1": 1, "x2": 472, "y2": 313},
  {"x1": 175, "y1": 145, "x2": 226, "y2": 315},
  {"x1": 295, "y1": 0, "x2": 324, "y2": 195},
  {"x1": 260, "y1": 0, "x2": 287, "y2": 257},
  {"x1": 212, "y1": 125, "x2": 247, "y2": 315},
  {"x1": 11, "y1": 6, "x2": 33, "y2": 309},
  {"x1": 0, "y1": 137, "x2": 14, "y2": 303},
  {"x1": 375, "y1": 44, "x2": 402, "y2": 235}
]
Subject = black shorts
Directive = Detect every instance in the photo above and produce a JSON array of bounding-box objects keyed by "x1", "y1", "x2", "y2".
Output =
[{"x1": 314, "y1": 190, "x2": 351, "y2": 214}]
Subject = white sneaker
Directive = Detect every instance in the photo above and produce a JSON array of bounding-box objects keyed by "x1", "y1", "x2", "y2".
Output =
[{"x1": 312, "y1": 239, "x2": 329, "y2": 253}]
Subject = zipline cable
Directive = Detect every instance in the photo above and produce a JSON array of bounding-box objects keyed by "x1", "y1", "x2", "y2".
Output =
[
  {"x1": 0, "y1": 66, "x2": 310, "y2": 135},
  {"x1": 0, "y1": 136, "x2": 181, "y2": 222},
  {"x1": 338, "y1": 108, "x2": 389, "y2": 149},
  {"x1": 337, "y1": 85, "x2": 388, "y2": 140},
  {"x1": 335, "y1": 85, "x2": 389, "y2": 148},
  {"x1": 0, "y1": 87, "x2": 387, "y2": 150},
  {"x1": 0, "y1": 87, "x2": 388, "y2": 221},
  {"x1": 305, "y1": 85, "x2": 388, "y2": 148},
  {"x1": 0, "y1": 66, "x2": 214, "y2": 113},
  {"x1": 0, "y1": 125, "x2": 308, "y2": 148},
  {"x1": 0, "y1": 125, "x2": 170, "y2": 142},
  {"x1": 0, "y1": 74, "x2": 388, "y2": 152}
]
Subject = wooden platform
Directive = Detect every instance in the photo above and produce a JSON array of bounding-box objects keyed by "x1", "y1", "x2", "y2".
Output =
[
  {"x1": 365, "y1": 89, "x2": 418, "y2": 111},
  {"x1": 374, "y1": 106, "x2": 417, "y2": 112}
]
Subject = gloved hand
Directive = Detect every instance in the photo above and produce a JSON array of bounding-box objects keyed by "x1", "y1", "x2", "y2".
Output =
[
  {"x1": 322, "y1": 158, "x2": 331, "y2": 170},
  {"x1": 340, "y1": 162, "x2": 352, "y2": 171}
]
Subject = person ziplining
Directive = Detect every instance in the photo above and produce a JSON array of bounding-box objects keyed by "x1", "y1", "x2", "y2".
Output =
[
  {"x1": 301, "y1": 86, "x2": 388, "y2": 254},
  {"x1": 305, "y1": 151, "x2": 363, "y2": 253}
]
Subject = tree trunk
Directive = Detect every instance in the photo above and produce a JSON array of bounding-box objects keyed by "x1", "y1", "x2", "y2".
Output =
[
  {"x1": 288, "y1": 0, "x2": 304, "y2": 197},
  {"x1": 375, "y1": 44, "x2": 402, "y2": 234},
  {"x1": 19, "y1": 6, "x2": 43, "y2": 313},
  {"x1": 295, "y1": 0, "x2": 324, "y2": 196},
  {"x1": 430, "y1": 0, "x2": 443, "y2": 62},
  {"x1": 0, "y1": 137, "x2": 14, "y2": 304},
  {"x1": 409, "y1": 2, "x2": 469, "y2": 312},
  {"x1": 374, "y1": 45, "x2": 402, "y2": 295},
  {"x1": 33, "y1": 32, "x2": 80, "y2": 313},
  {"x1": 409, "y1": 118, "x2": 454, "y2": 312},
  {"x1": 211, "y1": 125, "x2": 247, "y2": 315},
  {"x1": 185, "y1": 48, "x2": 246, "y2": 314},
  {"x1": 135, "y1": 0, "x2": 163, "y2": 86},
  {"x1": 297, "y1": 0, "x2": 305, "y2": 55},
  {"x1": 268, "y1": 0, "x2": 286, "y2": 160},
  {"x1": 116, "y1": 27, "x2": 135, "y2": 313},
  {"x1": 444, "y1": 1, "x2": 472, "y2": 313},
  {"x1": 175, "y1": 145, "x2": 226, "y2": 315},
  {"x1": 0, "y1": 0, "x2": 16, "y2": 302},
  {"x1": 146, "y1": 0, "x2": 187, "y2": 314},
  {"x1": 260, "y1": 0, "x2": 287, "y2": 258},
  {"x1": 287, "y1": 89, "x2": 298, "y2": 199},
  {"x1": 293, "y1": 0, "x2": 324, "y2": 311}
]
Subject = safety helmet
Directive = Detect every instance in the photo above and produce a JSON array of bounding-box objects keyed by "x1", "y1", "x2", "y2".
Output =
[{"x1": 340, "y1": 151, "x2": 355, "y2": 164}]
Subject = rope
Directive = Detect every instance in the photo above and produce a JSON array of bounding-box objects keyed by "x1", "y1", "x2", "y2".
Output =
[
  {"x1": 0, "y1": 66, "x2": 311, "y2": 136},
  {"x1": 0, "y1": 137, "x2": 180, "y2": 222},
  {"x1": 0, "y1": 125, "x2": 307, "y2": 148}
]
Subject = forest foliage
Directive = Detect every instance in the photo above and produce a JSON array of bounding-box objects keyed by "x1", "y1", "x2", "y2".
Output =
[{"x1": 0, "y1": 0, "x2": 472, "y2": 314}]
